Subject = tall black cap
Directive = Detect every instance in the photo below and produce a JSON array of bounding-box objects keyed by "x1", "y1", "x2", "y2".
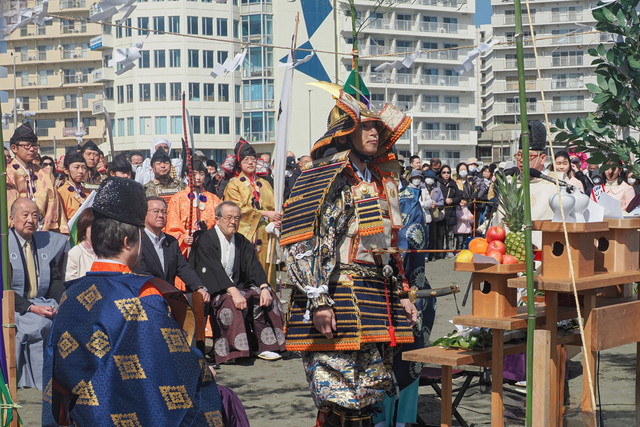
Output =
[
  {"x1": 519, "y1": 120, "x2": 547, "y2": 151},
  {"x1": 10, "y1": 122, "x2": 37, "y2": 145},
  {"x1": 108, "y1": 153, "x2": 133, "y2": 174},
  {"x1": 151, "y1": 147, "x2": 171, "y2": 164},
  {"x1": 92, "y1": 177, "x2": 146, "y2": 226}
]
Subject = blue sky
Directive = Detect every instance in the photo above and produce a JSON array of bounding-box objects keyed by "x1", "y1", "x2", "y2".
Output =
[{"x1": 475, "y1": 0, "x2": 493, "y2": 25}]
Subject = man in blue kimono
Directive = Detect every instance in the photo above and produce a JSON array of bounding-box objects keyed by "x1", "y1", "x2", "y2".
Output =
[{"x1": 42, "y1": 177, "x2": 223, "y2": 426}]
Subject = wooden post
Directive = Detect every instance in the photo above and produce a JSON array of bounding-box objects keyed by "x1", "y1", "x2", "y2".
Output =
[
  {"x1": 636, "y1": 341, "x2": 640, "y2": 424},
  {"x1": 545, "y1": 292, "x2": 559, "y2": 427},
  {"x1": 440, "y1": 365, "x2": 453, "y2": 427},
  {"x1": 581, "y1": 291, "x2": 597, "y2": 415},
  {"x1": 533, "y1": 329, "x2": 551, "y2": 427},
  {"x1": 2, "y1": 291, "x2": 17, "y2": 426},
  {"x1": 491, "y1": 329, "x2": 505, "y2": 427}
]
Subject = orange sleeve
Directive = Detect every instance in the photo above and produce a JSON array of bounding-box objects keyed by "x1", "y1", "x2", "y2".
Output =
[{"x1": 139, "y1": 283, "x2": 163, "y2": 298}]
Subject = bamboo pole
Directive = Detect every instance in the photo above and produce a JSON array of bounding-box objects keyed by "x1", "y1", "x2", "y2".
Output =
[{"x1": 512, "y1": 3, "x2": 536, "y2": 426}]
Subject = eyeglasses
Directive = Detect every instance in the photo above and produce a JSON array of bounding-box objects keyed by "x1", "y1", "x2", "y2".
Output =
[
  {"x1": 148, "y1": 209, "x2": 167, "y2": 216},
  {"x1": 441, "y1": 171, "x2": 451, "y2": 174},
  {"x1": 42, "y1": 162, "x2": 54, "y2": 167},
  {"x1": 514, "y1": 151, "x2": 541, "y2": 160},
  {"x1": 241, "y1": 157, "x2": 257, "y2": 164},
  {"x1": 17, "y1": 143, "x2": 39, "y2": 150},
  {"x1": 220, "y1": 215, "x2": 241, "y2": 223}
]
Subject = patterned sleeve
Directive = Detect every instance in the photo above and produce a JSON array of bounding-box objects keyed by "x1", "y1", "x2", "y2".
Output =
[{"x1": 284, "y1": 178, "x2": 351, "y2": 308}]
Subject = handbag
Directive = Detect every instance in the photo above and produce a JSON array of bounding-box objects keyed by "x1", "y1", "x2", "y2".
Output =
[{"x1": 432, "y1": 206, "x2": 445, "y2": 222}]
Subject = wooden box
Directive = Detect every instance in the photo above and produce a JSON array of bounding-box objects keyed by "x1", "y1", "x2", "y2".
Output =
[
  {"x1": 455, "y1": 262, "x2": 525, "y2": 318},
  {"x1": 594, "y1": 218, "x2": 640, "y2": 297},
  {"x1": 534, "y1": 221, "x2": 608, "y2": 281}
]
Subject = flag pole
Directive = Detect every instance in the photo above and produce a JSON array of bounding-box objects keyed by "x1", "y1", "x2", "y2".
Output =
[{"x1": 512, "y1": 3, "x2": 536, "y2": 425}]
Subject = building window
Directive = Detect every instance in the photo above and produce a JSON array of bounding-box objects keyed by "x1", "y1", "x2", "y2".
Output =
[
  {"x1": 140, "y1": 116, "x2": 151, "y2": 135},
  {"x1": 139, "y1": 50, "x2": 150, "y2": 68},
  {"x1": 117, "y1": 86, "x2": 124, "y2": 103},
  {"x1": 39, "y1": 95, "x2": 53, "y2": 110},
  {"x1": 126, "y1": 84, "x2": 133, "y2": 103},
  {"x1": 153, "y1": 16, "x2": 165, "y2": 33},
  {"x1": 139, "y1": 83, "x2": 151, "y2": 101},
  {"x1": 169, "y1": 49, "x2": 180, "y2": 67},
  {"x1": 188, "y1": 49, "x2": 199, "y2": 67},
  {"x1": 233, "y1": 19, "x2": 239, "y2": 38},
  {"x1": 118, "y1": 118, "x2": 125, "y2": 137},
  {"x1": 125, "y1": 19, "x2": 132, "y2": 37},
  {"x1": 203, "y1": 50, "x2": 214, "y2": 68},
  {"x1": 217, "y1": 18, "x2": 228, "y2": 36},
  {"x1": 137, "y1": 17, "x2": 149, "y2": 35},
  {"x1": 217, "y1": 51, "x2": 228, "y2": 64},
  {"x1": 170, "y1": 82, "x2": 182, "y2": 101},
  {"x1": 189, "y1": 82, "x2": 200, "y2": 101},
  {"x1": 204, "y1": 116, "x2": 215, "y2": 134},
  {"x1": 552, "y1": 51, "x2": 583, "y2": 67},
  {"x1": 191, "y1": 115, "x2": 201, "y2": 134},
  {"x1": 104, "y1": 86, "x2": 114, "y2": 100},
  {"x1": 235, "y1": 85, "x2": 241, "y2": 103},
  {"x1": 155, "y1": 116, "x2": 167, "y2": 134},
  {"x1": 170, "y1": 116, "x2": 182, "y2": 134},
  {"x1": 218, "y1": 84, "x2": 229, "y2": 102},
  {"x1": 154, "y1": 50, "x2": 166, "y2": 67},
  {"x1": 187, "y1": 16, "x2": 198, "y2": 35},
  {"x1": 168, "y1": 16, "x2": 180, "y2": 33},
  {"x1": 155, "y1": 83, "x2": 166, "y2": 101},
  {"x1": 202, "y1": 17, "x2": 213, "y2": 35},
  {"x1": 127, "y1": 117, "x2": 134, "y2": 136},
  {"x1": 219, "y1": 117, "x2": 230, "y2": 134},
  {"x1": 204, "y1": 83, "x2": 215, "y2": 101}
]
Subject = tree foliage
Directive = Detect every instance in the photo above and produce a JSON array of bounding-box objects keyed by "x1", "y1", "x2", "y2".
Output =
[{"x1": 551, "y1": 0, "x2": 640, "y2": 175}]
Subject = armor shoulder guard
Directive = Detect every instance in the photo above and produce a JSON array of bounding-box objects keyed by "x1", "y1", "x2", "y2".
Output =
[{"x1": 280, "y1": 151, "x2": 350, "y2": 246}]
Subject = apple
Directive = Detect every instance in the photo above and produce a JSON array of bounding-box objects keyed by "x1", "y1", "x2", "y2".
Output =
[
  {"x1": 485, "y1": 250, "x2": 503, "y2": 263},
  {"x1": 487, "y1": 240, "x2": 506, "y2": 255},
  {"x1": 486, "y1": 226, "x2": 506, "y2": 243},
  {"x1": 502, "y1": 254, "x2": 520, "y2": 264}
]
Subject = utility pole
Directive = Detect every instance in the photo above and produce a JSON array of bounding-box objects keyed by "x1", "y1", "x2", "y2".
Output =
[{"x1": 12, "y1": 52, "x2": 17, "y2": 130}]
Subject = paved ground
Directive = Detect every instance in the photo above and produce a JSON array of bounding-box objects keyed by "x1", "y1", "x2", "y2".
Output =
[{"x1": 16, "y1": 258, "x2": 639, "y2": 426}]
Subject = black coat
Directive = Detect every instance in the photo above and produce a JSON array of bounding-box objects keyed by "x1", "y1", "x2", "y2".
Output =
[
  {"x1": 439, "y1": 179, "x2": 462, "y2": 226},
  {"x1": 188, "y1": 227, "x2": 267, "y2": 296},
  {"x1": 133, "y1": 232, "x2": 203, "y2": 292}
]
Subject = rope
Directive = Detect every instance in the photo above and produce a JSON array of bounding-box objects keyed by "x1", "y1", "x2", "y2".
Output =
[
  {"x1": 523, "y1": 0, "x2": 598, "y2": 420},
  {"x1": 41, "y1": 13, "x2": 604, "y2": 60}
]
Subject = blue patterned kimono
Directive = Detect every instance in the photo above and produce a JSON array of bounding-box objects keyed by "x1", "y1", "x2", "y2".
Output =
[
  {"x1": 42, "y1": 271, "x2": 223, "y2": 426},
  {"x1": 376, "y1": 185, "x2": 437, "y2": 426}
]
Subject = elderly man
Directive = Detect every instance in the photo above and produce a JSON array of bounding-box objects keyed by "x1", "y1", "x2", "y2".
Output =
[
  {"x1": 144, "y1": 148, "x2": 185, "y2": 200},
  {"x1": 135, "y1": 196, "x2": 210, "y2": 298},
  {"x1": 6, "y1": 122, "x2": 61, "y2": 231},
  {"x1": 189, "y1": 201, "x2": 286, "y2": 364},
  {"x1": 42, "y1": 177, "x2": 223, "y2": 425},
  {"x1": 9, "y1": 198, "x2": 67, "y2": 390}
]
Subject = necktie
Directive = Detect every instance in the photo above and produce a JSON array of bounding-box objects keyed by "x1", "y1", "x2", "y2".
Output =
[{"x1": 24, "y1": 240, "x2": 37, "y2": 299}]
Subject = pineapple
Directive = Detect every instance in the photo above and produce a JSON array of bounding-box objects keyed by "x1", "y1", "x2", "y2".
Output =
[{"x1": 494, "y1": 173, "x2": 527, "y2": 261}]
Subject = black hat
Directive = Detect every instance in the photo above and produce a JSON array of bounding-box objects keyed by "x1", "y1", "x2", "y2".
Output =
[
  {"x1": 92, "y1": 177, "x2": 146, "y2": 226},
  {"x1": 151, "y1": 148, "x2": 171, "y2": 164},
  {"x1": 9, "y1": 122, "x2": 37, "y2": 145},
  {"x1": 286, "y1": 156, "x2": 296, "y2": 168},
  {"x1": 192, "y1": 159, "x2": 206, "y2": 173},
  {"x1": 234, "y1": 138, "x2": 257, "y2": 162},
  {"x1": 80, "y1": 140, "x2": 102, "y2": 155},
  {"x1": 64, "y1": 153, "x2": 86, "y2": 169},
  {"x1": 519, "y1": 120, "x2": 547, "y2": 151},
  {"x1": 108, "y1": 153, "x2": 132, "y2": 174}
]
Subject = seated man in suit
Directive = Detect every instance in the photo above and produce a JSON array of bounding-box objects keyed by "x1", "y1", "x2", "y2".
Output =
[
  {"x1": 190, "y1": 201, "x2": 286, "y2": 364},
  {"x1": 134, "y1": 196, "x2": 209, "y2": 304},
  {"x1": 9, "y1": 197, "x2": 67, "y2": 390}
]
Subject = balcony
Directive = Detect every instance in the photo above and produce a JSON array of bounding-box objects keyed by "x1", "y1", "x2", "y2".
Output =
[
  {"x1": 420, "y1": 0, "x2": 460, "y2": 7},
  {"x1": 395, "y1": 73, "x2": 414, "y2": 84},
  {"x1": 420, "y1": 22, "x2": 458, "y2": 34},
  {"x1": 62, "y1": 50, "x2": 88, "y2": 60},
  {"x1": 505, "y1": 59, "x2": 536, "y2": 69},
  {"x1": 240, "y1": 1, "x2": 272, "y2": 13},
  {"x1": 242, "y1": 66, "x2": 273, "y2": 78},
  {"x1": 420, "y1": 75, "x2": 460, "y2": 86},
  {"x1": 395, "y1": 20, "x2": 413, "y2": 31},
  {"x1": 242, "y1": 99, "x2": 275, "y2": 110},
  {"x1": 418, "y1": 102, "x2": 461, "y2": 113},
  {"x1": 396, "y1": 101, "x2": 416, "y2": 111},
  {"x1": 552, "y1": 100, "x2": 584, "y2": 112},
  {"x1": 63, "y1": 74, "x2": 90, "y2": 84},
  {"x1": 245, "y1": 131, "x2": 275, "y2": 143},
  {"x1": 368, "y1": 73, "x2": 389, "y2": 84},
  {"x1": 505, "y1": 102, "x2": 538, "y2": 113},
  {"x1": 368, "y1": 45, "x2": 386, "y2": 56},
  {"x1": 421, "y1": 130, "x2": 460, "y2": 140},
  {"x1": 60, "y1": 0, "x2": 87, "y2": 9},
  {"x1": 368, "y1": 19, "x2": 392, "y2": 30},
  {"x1": 552, "y1": 12, "x2": 582, "y2": 22}
]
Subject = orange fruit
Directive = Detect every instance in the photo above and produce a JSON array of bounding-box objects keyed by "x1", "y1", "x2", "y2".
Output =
[{"x1": 468, "y1": 237, "x2": 489, "y2": 255}]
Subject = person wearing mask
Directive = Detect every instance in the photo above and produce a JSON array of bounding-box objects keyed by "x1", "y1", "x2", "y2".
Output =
[
  {"x1": 625, "y1": 170, "x2": 640, "y2": 194},
  {"x1": 602, "y1": 161, "x2": 636, "y2": 211},
  {"x1": 476, "y1": 165, "x2": 496, "y2": 229},
  {"x1": 430, "y1": 158, "x2": 442, "y2": 176},
  {"x1": 424, "y1": 169, "x2": 444, "y2": 261},
  {"x1": 7, "y1": 123, "x2": 61, "y2": 231},
  {"x1": 466, "y1": 157, "x2": 480, "y2": 179},
  {"x1": 436, "y1": 165, "x2": 462, "y2": 259},
  {"x1": 455, "y1": 162, "x2": 478, "y2": 200},
  {"x1": 407, "y1": 170, "x2": 433, "y2": 240},
  {"x1": 144, "y1": 148, "x2": 185, "y2": 199}
]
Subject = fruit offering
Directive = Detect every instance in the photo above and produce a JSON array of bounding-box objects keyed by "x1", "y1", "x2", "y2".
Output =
[{"x1": 457, "y1": 222, "x2": 525, "y2": 264}]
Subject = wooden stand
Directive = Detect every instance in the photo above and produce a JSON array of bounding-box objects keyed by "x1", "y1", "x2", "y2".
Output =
[
  {"x1": 594, "y1": 218, "x2": 640, "y2": 297},
  {"x1": 2, "y1": 291, "x2": 18, "y2": 427}
]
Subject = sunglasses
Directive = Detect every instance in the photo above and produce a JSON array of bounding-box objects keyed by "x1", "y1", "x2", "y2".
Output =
[{"x1": 42, "y1": 162, "x2": 54, "y2": 167}]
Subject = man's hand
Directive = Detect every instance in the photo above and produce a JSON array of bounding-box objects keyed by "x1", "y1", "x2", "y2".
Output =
[
  {"x1": 226, "y1": 287, "x2": 247, "y2": 310},
  {"x1": 197, "y1": 288, "x2": 210, "y2": 303},
  {"x1": 445, "y1": 198, "x2": 453, "y2": 205},
  {"x1": 400, "y1": 298, "x2": 418, "y2": 326},
  {"x1": 262, "y1": 210, "x2": 282, "y2": 222},
  {"x1": 259, "y1": 286, "x2": 272, "y2": 307},
  {"x1": 312, "y1": 307, "x2": 336, "y2": 339},
  {"x1": 29, "y1": 305, "x2": 55, "y2": 319},
  {"x1": 184, "y1": 235, "x2": 194, "y2": 246}
]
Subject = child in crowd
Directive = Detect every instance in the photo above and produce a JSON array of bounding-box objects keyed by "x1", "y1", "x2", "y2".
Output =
[{"x1": 455, "y1": 197, "x2": 474, "y2": 250}]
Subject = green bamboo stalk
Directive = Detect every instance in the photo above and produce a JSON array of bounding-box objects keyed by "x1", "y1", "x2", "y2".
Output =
[
  {"x1": 512, "y1": 3, "x2": 536, "y2": 426},
  {"x1": 0, "y1": 103, "x2": 9, "y2": 292}
]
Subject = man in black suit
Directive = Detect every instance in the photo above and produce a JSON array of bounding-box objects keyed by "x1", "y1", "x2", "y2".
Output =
[
  {"x1": 134, "y1": 197, "x2": 209, "y2": 303},
  {"x1": 189, "y1": 201, "x2": 285, "y2": 364}
]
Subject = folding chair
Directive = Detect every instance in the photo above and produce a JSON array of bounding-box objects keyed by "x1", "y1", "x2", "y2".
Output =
[{"x1": 416, "y1": 366, "x2": 481, "y2": 427}]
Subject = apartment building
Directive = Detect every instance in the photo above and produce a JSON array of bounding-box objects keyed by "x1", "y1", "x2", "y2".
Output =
[
  {"x1": 0, "y1": 0, "x2": 105, "y2": 157},
  {"x1": 484, "y1": 0, "x2": 610, "y2": 134}
]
